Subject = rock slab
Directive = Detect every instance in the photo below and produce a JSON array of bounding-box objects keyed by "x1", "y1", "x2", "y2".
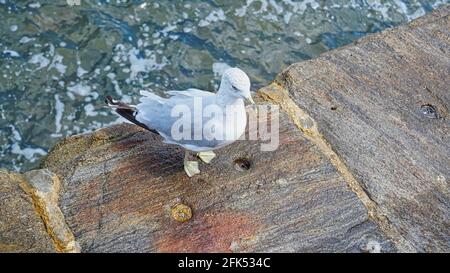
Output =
[
  {"x1": 40, "y1": 111, "x2": 392, "y2": 252},
  {"x1": 1, "y1": 6, "x2": 449, "y2": 253},
  {"x1": 0, "y1": 170, "x2": 56, "y2": 253},
  {"x1": 260, "y1": 5, "x2": 450, "y2": 252}
]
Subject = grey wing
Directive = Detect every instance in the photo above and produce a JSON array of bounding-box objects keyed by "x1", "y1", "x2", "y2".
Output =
[
  {"x1": 135, "y1": 90, "x2": 214, "y2": 138},
  {"x1": 135, "y1": 89, "x2": 221, "y2": 149},
  {"x1": 165, "y1": 88, "x2": 215, "y2": 98},
  {"x1": 135, "y1": 91, "x2": 175, "y2": 137}
]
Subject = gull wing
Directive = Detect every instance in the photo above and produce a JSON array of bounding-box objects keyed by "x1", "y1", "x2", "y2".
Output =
[{"x1": 166, "y1": 88, "x2": 215, "y2": 98}]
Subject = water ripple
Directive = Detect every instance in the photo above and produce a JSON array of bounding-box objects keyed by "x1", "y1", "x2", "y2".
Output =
[{"x1": 0, "y1": 0, "x2": 448, "y2": 171}]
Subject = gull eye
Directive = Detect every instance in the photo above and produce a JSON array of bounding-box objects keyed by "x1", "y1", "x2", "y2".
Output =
[{"x1": 231, "y1": 85, "x2": 239, "y2": 91}]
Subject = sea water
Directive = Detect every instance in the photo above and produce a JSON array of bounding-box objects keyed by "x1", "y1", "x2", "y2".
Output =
[{"x1": 0, "y1": 0, "x2": 448, "y2": 171}]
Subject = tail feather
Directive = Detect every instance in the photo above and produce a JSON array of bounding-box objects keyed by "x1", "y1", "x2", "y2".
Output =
[{"x1": 105, "y1": 96, "x2": 159, "y2": 135}]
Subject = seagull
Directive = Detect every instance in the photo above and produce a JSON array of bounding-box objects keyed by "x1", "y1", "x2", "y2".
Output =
[{"x1": 105, "y1": 67, "x2": 255, "y2": 177}]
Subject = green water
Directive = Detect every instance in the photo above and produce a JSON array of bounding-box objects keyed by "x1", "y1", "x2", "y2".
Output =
[{"x1": 0, "y1": 0, "x2": 448, "y2": 171}]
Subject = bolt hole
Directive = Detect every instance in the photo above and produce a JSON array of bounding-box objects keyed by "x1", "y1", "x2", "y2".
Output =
[
  {"x1": 421, "y1": 104, "x2": 439, "y2": 119},
  {"x1": 234, "y1": 158, "x2": 251, "y2": 171}
]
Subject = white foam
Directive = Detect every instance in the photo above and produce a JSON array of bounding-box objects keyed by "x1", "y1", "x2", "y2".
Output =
[
  {"x1": 394, "y1": 0, "x2": 409, "y2": 15},
  {"x1": 77, "y1": 66, "x2": 88, "y2": 77},
  {"x1": 269, "y1": 0, "x2": 284, "y2": 14},
  {"x1": 366, "y1": 0, "x2": 391, "y2": 19},
  {"x1": 67, "y1": 83, "x2": 92, "y2": 96},
  {"x1": 409, "y1": 7, "x2": 426, "y2": 20},
  {"x1": 19, "y1": 36, "x2": 35, "y2": 44},
  {"x1": 283, "y1": 12, "x2": 293, "y2": 24},
  {"x1": 29, "y1": 53, "x2": 50, "y2": 70},
  {"x1": 9, "y1": 125, "x2": 22, "y2": 141},
  {"x1": 54, "y1": 94, "x2": 64, "y2": 133},
  {"x1": 84, "y1": 104, "x2": 98, "y2": 117},
  {"x1": 29, "y1": 2, "x2": 41, "y2": 8},
  {"x1": 199, "y1": 9, "x2": 226, "y2": 27},
  {"x1": 48, "y1": 54, "x2": 67, "y2": 74},
  {"x1": 3, "y1": 50, "x2": 20, "y2": 57},
  {"x1": 107, "y1": 72, "x2": 116, "y2": 80},
  {"x1": 160, "y1": 24, "x2": 177, "y2": 36},
  {"x1": 11, "y1": 143, "x2": 46, "y2": 162},
  {"x1": 128, "y1": 48, "x2": 167, "y2": 79},
  {"x1": 236, "y1": 0, "x2": 268, "y2": 17},
  {"x1": 283, "y1": 0, "x2": 319, "y2": 14},
  {"x1": 236, "y1": 0, "x2": 320, "y2": 19},
  {"x1": 110, "y1": 79, "x2": 123, "y2": 97}
]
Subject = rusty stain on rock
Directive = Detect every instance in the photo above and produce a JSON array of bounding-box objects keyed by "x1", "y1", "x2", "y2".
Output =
[{"x1": 156, "y1": 212, "x2": 260, "y2": 253}]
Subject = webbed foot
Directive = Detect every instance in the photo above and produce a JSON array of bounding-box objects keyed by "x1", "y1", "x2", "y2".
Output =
[
  {"x1": 184, "y1": 150, "x2": 200, "y2": 177},
  {"x1": 184, "y1": 160, "x2": 200, "y2": 177},
  {"x1": 197, "y1": 151, "x2": 216, "y2": 164}
]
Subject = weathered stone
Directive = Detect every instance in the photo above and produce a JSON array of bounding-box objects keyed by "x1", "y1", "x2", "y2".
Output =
[
  {"x1": 22, "y1": 169, "x2": 81, "y2": 253},
  {"x1": 2, "y1": 6, "x2": 448, "y2": 253},
  {"x1": 41, "y1": 111, "x2": 393, "y2": 252},
  {"x1": 171, "y1": 203, "x2": 193, "y2": 223},
  {"x1": 0, "y1": 170, "x2": 56, "y2": 253},
  {"x1": 260, "y1": 6, "x2": 450, "y2": 252}
]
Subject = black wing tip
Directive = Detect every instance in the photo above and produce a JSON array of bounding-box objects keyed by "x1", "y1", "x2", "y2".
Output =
[
  {"x1": 105, "y1": 95, "x2": 114, "y2": 105},
  {"x1": 104, "y1": 95, "x2": 159, "y2": 135}
]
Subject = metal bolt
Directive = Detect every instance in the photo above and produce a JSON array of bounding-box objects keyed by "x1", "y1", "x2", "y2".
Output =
[
  {"x1": 171, "y1": 203, "x2": 192, "y2": 222},
  {"x1": 421, "y1": 104, "x2": 439, "y2": 119}
]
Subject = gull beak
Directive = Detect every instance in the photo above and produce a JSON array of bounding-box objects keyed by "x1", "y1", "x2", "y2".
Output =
[{"x1": 246, "y1": 97, "x2": 255, "y2": 105}]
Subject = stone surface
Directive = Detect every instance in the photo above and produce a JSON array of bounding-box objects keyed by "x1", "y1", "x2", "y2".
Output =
[
  {"x1": 260, "y1": 6, "x2": 450, "y2": 252},
  {"x1": 40, "y1": 111, "x2": 393, "y2": 252},
  {"x1": 0, "y1": 170, "x2": 56, "y2": 253},
  {"x1": 22, "y1": 169, "x2": 81, "y2": 253}
]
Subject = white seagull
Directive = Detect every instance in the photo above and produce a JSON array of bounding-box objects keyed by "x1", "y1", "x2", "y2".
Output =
[{"x1": 106, "y1": 67, "x2": 255, "y2": 177}]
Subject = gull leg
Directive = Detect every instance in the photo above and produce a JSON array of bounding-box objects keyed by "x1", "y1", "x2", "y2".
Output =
[
  {"x1": 197, "y1": 151, "x2": 216, "y2": 164},
  {"x1": 184, "y1": 150, "x2": 200, "y2": 177}
]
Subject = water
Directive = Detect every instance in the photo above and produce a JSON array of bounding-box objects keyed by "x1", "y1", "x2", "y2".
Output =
[{"x1": 0, "y1": 0, "x2": 448, "y2": 171}]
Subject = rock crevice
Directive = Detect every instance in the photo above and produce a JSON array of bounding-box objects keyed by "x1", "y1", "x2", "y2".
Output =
[{"x1": 19, "y1": 170, "x2": 81, "y2": 253}]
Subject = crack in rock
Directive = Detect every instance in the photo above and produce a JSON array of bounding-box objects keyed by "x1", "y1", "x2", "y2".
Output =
[{"x1": 20, "y1": 169, "x2": 81, "y2": 253}]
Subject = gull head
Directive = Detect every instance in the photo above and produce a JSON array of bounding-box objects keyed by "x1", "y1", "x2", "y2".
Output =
[{"x1": 220, "y1": 67, "x2": 254, "y2": 104}]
